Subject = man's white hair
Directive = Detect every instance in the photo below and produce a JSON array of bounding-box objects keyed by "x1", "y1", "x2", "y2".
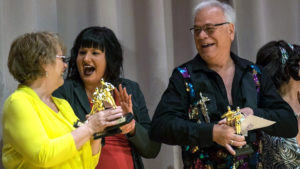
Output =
[{"x1": 193, "y1": 0, "x2": 236, "y2": 25}]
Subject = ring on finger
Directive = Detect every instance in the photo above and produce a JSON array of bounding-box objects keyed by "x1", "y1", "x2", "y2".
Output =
[{"x1": 230, "y1": 140, "x2": 234, "y2": 145}]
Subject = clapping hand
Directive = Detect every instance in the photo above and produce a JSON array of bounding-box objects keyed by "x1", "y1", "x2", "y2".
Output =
[
  {"x1": 115, "y1": 84, "x2": 136, "y2": 135},
  {"x1": 115, "y1": 84, "x2": 133, "y2": 113}
]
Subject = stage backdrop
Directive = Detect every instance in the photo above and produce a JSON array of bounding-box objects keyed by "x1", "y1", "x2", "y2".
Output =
[{"x1": 0, "y1": 0, "x2": 299, "y2": 169}]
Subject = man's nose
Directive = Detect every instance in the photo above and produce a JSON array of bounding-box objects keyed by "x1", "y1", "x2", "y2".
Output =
[{"x1": 198, "y1": 29, "x2": 209, "y2": 39}]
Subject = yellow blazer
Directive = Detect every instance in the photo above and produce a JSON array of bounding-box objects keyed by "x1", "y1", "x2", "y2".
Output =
[{"x1": 2, "y1": 85, "x2": 100, "y2": 169}]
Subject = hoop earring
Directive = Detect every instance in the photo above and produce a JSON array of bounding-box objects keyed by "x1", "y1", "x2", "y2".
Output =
[{"x1": 46, "y1": 71, "x2": 48, "y2": 77}]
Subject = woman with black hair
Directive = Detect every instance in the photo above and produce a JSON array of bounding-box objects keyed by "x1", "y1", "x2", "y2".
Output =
[
  {"x1": 256, "y1": 40, "x2": 300, "y2": 168},
  {"x1": 53, "y1": 26, "x2": 160, "y2": 169}
]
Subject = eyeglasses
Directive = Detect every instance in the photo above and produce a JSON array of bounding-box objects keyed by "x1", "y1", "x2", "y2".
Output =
[
  {"x1": 56, "y1": 55, "x2": 69, "y2": 63},
  {"x1": 190, "y1": 22, "x2": 230, "y2": 36}
]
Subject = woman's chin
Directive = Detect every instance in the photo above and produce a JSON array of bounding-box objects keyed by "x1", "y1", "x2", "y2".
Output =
[
  {"x1": 82, "y1": 77, "x2": 101, "y2": 86},
  {"x1": 80, "y1": 73, "x2": 103, "y2": 86}
]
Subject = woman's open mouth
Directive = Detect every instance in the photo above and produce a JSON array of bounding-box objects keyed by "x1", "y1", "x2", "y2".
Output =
[{"x1": 83, "y1": 65, "x2": 95, "y2": 76}]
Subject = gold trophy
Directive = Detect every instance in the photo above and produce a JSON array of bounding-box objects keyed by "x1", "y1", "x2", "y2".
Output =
[
  {"x1": 74, "y1": 78, "x2": 133, "y2": 139},
  {"x1": 221, "y1": 106, "x2": 253, "y2": 156},
  {"x1": 92, "y1": 78, "x2": 133, "y2": 139},
  {"x1": 90, "y1": 78, "x2": 116, "y2": 113}
]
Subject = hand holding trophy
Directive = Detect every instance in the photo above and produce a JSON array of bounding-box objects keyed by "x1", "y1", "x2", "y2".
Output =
[
  {"x1": 91, "y1": 78, "x2": 134, "y2": 139},
  {"x1": 221, "y1": 106, "x2": 252, "y2": 156},
  {"x1": 221, "y1": 106, "x2": 275, "y2": 156},
  {"x1": 74, "y1": 78, "x2": 134, "y2": 139}
]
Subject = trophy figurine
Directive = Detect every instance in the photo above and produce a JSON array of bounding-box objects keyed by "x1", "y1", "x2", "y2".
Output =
[
  {"x1": 90, "y1": 78, "x2": 116, "y2": 114},
  {"x1": 91, "y1": 78, "x2": 134, "y2": 139},
  {"x1": 222, "y1": 106, "x2": 276, "y2": 156},
  {"x1": 74, "y1": 78, "x2": 133, "y2": 139},
  {"x1": 221, "y1": 106, "x2": 253, "y2": 156}
]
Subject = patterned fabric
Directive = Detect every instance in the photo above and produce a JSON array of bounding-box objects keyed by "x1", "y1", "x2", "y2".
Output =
[
  {"x1": 261, "y1": 134, "x2": 300, "y2": 169},
  {"x1": 177, "y1": 66, "x2": 263, "y2": 169},
  {"x1": 250, "y1": 65, "x2": 261, "y2": 93},
  {"x1": 150, "y1": 53, "x2": 297, "y2": 169}
]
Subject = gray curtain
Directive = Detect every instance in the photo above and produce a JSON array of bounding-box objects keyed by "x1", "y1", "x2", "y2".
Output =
[
  {"x1": 233, "y1": 0, "x2": 300, "y2": 61},
  {"x1": 0, "y1": 0, "x2": 299, "y2": 169}
]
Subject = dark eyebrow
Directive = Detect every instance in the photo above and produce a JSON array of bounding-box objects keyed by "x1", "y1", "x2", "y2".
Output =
[{"x1": 193, "y1": 23, "x2": 215, "y2": 27}]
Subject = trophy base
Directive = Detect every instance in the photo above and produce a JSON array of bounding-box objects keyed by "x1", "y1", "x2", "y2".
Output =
[
  {"x1": 235, "y1": 144, "x2": 254, "y2": 156},
  {"x1": 93, "y1": 113, "x2": 134, "y2": 139},
  {"x1": 115, "y1": 116, "x2": 126, "y2": 124}
]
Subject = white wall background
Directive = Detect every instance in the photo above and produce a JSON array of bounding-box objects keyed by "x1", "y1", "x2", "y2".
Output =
[{"x1": 0, "y1": 0, "x2": 299, "y2": 169}]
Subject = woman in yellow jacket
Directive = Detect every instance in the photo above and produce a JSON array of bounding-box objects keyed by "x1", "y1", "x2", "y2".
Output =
[{"x1": 2, "y1": 32, "x2": 125, "y2": 169}]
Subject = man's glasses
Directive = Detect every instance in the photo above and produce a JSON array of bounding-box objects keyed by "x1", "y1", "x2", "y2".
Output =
[
  {"x1": 190, "y1": 22, "x2": 230, "y2": 36},
  {"x1": 56, "y1": 55, "x2": 70, "y2": 63}
]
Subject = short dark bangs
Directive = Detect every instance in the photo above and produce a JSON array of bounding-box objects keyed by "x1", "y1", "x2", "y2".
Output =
[{"x1": 77, "y1": 31, "x2": 105, "y2": 52}]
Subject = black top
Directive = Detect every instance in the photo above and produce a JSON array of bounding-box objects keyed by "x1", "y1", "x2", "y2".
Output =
[
  {"x1": 149, "y1": 53, "x2": 298, "y2": 148},
  {"x1": 53, "y1": 78, "x2": 161, "y2": 169}
]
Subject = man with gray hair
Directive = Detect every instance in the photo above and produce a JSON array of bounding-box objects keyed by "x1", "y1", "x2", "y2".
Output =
[{"x1": 149, "y1": 0, "x2": 298, "y2": 168}]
